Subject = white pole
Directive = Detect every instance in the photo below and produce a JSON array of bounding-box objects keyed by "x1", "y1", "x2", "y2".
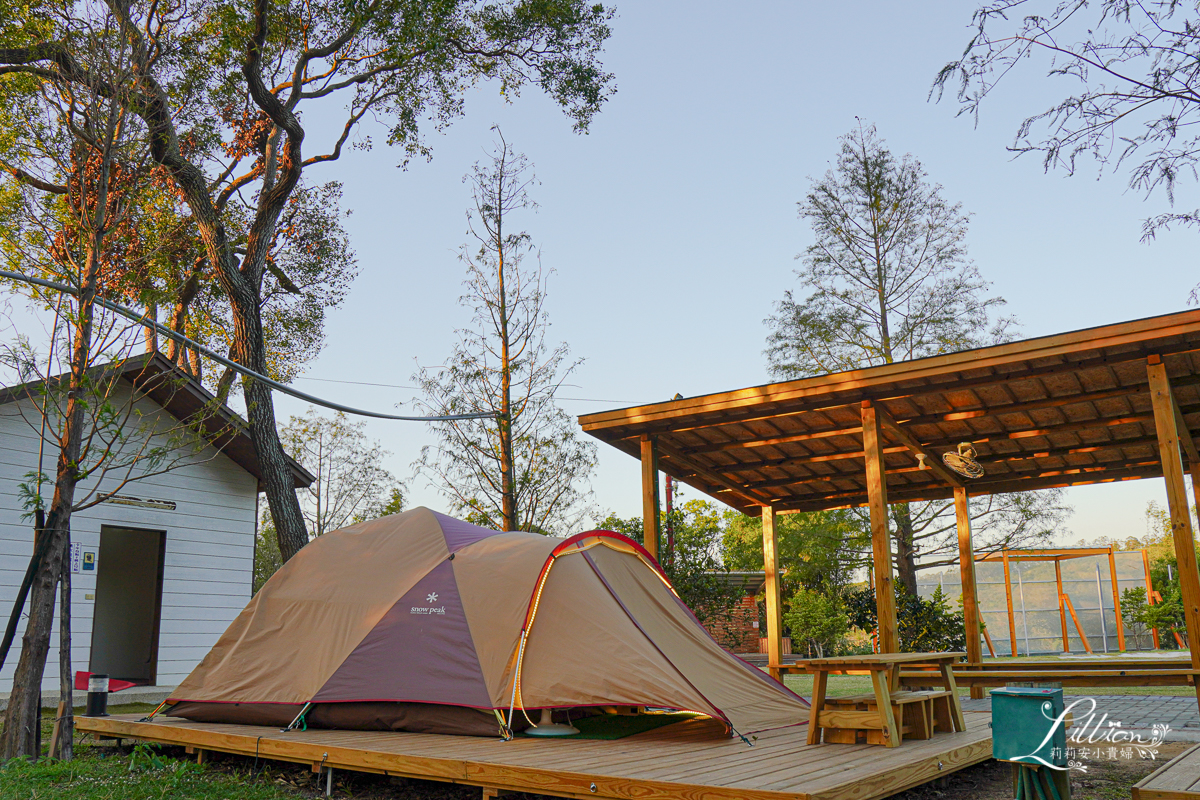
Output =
[{"x1": 1096, "y1": 562, "x2": 1109, "y2": 654}]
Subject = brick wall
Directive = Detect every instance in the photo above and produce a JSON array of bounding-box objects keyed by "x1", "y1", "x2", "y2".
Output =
[{"x1": 702, "y1": 595, "x2": 761, "y2": 654}]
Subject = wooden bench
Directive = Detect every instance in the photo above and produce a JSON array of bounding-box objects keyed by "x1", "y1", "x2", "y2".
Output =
[
  {"x1": 820, "y1": 689, "x2": 955, "y2": 745},
  {"x1": 901, "y1": 667, "x2": 1200, "y2": 688}
]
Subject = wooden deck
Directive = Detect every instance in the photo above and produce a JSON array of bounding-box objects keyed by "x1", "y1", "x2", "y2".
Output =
[
  {"x1": 77, "y1": 711, "x2": 994, "y2": 800},
  {"x1": 1134, "y1": 743, "x2": 1200, "y2": 800}
]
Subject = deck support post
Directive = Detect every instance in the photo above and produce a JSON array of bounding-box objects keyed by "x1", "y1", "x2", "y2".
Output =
[
  {"x1": 1147, "y1": 355, "x2": 1200, "y2": 709},
  {"x1": 862, "y1": 402, "x2": 898, "y2": 654},
  {"x1": 954, "y1": 488, "x2": 983, "y2": 697},
  {"x1": 1002, "y1": 552, "x2": 1018, "y2": 657},
  {"x1": 640, "y1": 435, "x2": 661, "y2": 562},
  {"x1": 1109, "y1": 545, "x2": 1126, "y2": 651},
  {"x1": 762, "y1": 505, "x2": 784, "y2": 669},
  {"x1": 1055, "y1": 559, "x2": 1069, "y2": 653}
]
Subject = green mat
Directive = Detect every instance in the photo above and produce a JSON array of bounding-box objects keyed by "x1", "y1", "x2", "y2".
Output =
[{"x1": 520, "y1": 712, "x2": 699, "y2": 740}]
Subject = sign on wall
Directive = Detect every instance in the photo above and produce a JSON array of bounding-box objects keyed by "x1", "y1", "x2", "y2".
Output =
[{"x1": 69, "y1": 543, "x2": 97, "y2": 573}]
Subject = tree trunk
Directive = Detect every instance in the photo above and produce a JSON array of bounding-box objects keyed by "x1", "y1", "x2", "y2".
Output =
[
  {"x1": 892, "y1": 502, "x2": 919, "y2": 596},
  {"x1": 0, "y1": 249, "x2": 95, "y2": 760},
  {"x1": 496, "y1": 168, "x2": 516, "y2": 532},
  {"x1": 52, "y1": 534, "x2": 72, "y2": 761},
  {"x1": 231, "y1": 294, "x2": 308, "y2": 561}
]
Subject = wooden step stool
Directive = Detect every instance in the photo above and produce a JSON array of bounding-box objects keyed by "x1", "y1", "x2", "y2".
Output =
[{"x1": 820, "y1": 689, "x2": 955, "y2": 745}]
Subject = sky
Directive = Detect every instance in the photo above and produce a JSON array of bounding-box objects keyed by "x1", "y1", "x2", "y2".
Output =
[{"x1": 7, "y1": 2, "x2": 1197, "y2": 544}]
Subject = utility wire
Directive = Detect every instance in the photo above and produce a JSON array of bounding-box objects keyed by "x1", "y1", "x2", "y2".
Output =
[
  {"x1": 294, "y1": 375, "x2": 641, "y2": 404},
  {"x1": 0, "y1": 269, "x2": 493, "y2": 422}
]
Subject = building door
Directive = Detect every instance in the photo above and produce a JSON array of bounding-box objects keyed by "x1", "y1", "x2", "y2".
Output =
[{"x1": 89, "y1": 526, "x2": 166, "y2": 684}]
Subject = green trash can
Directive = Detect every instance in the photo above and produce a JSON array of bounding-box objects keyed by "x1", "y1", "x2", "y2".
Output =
[{"x1": 991, "y1": 687, "x2": 1070, "y2": 799}]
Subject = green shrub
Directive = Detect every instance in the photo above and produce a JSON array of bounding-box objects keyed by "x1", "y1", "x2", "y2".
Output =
[
  {"x1": 784, "y1": 587, "x2": 850, "y2": 657},
  {"x1": 845, "y1": 585, "x2": 966, "y2": 652}
]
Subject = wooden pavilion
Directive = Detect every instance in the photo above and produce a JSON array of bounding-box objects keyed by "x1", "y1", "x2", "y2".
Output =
[{"x1": 578, "y1": 309, "x2": 1200, "y2": 705}]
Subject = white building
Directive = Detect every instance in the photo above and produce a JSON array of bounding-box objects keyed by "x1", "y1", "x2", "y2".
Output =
[{"x1": 0, "y1": 353, "x2": 312, "y2": 692}]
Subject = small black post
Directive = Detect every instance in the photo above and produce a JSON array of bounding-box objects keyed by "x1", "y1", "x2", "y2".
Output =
[{"x1": 84, "y1": 674, "x2": 109, "y2": 717}]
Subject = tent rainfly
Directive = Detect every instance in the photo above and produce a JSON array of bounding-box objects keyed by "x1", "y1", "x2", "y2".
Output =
[{"x1": 164, "y1": 507, "x2": 809, "y2": 738}]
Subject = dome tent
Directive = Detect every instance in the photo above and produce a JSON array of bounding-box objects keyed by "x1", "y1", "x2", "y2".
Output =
[{"x1": 165, "y1": 507, "x2": 809, "y2": 737}]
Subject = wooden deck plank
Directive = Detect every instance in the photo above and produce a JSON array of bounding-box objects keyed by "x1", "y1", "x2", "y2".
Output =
[
  {"x1": 1133, "y1": 743, "x2": 1200, "y2": 800},
  {"x1": 77, "y1": 712, "x2": 995, "y2": 800},
  {"x1": 750, "y1": 715, "x2": 992, "y2": 791}
]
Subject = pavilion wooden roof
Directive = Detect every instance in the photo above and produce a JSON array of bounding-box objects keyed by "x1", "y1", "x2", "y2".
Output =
[{"x1": 579, "y1": 309, "x2": 1200, "y2": 516}]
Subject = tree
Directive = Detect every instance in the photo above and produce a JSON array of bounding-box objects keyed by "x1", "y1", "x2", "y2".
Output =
[
  {"x1": 598, "y1": 500, "x2": 746, "y2": 647},
  {"x1": 722, "y1": 508, "x2": 870, "y2": 595},
  {"x1": 415, "y1": 133, "x2": 596, "y2": 533},
  {"x1": 846, "y1": 585, "x2": 967, "y2": 652},
  {"x1": 0, "y1": 9, "x2": 213, "y2": 759},
  {"x1": 1, "y1": 0, "x2": 615, "y2": 565},
  {"x1": 765, "y1": 123, "x2": 1068, "y2": 594},
  {"x1": 766, "y1": 122, "x2": 1012, "y2": 378},
  {"x1": 784, "y1": 588, "x2": 850, "y2": 658},
  {"x1": 255, "y1": 412, "x2": 404, "y2": 589},
  {"x1": 280, "y1": 410, "x2": 405, "y2": 538},
  {"x1": 935, "y1": 1, "x2": 1200, "y2": 260}
]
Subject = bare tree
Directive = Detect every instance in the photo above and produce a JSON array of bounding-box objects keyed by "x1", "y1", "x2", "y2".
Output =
[
  {"x1": 766, "y1": 123, "x2": 1068, "y2": 593},
  {"x1": 281, "y1": 410, "x2": 404, "y2": 538},
  {"x1": 415, "y1": 133, "x2": 596, "y2": 533},
  {"x1": 935, "y1": 1, "x2": 1200, "y2": 265}
]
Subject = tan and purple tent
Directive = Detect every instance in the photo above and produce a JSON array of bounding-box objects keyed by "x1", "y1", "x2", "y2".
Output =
[{"x1": 165, "y1": 507, "x2": 808, "y2": 737}]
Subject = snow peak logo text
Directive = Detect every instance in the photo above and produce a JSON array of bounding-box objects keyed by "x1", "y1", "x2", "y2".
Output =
[{"x1": 411, "y1": 593, "x2": 446, "y2": 615}]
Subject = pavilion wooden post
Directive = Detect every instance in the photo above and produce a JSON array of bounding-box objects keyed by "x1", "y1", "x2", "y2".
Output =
[
  {"x1": 1055, "y1": 559, "x2": 1069, "y2": 653},
  {"x1": 954, "y1": 487, "x2": 983, "y2": 697},
  {"x1": 1147, "y1": 355, "x2": 1200, "y2": 707},
  {"x1": 1002, "y1": 552, "x2": 1018, "y2": 657},
  {"x1": 762, "y1": 506, "x2": 784, "y2": 668},
  {"x1": 640, "y1": 435, "x2": 661, "y2": 562},
  {"x1": 1144, "y1": 548, "x2": 1161, "y2": 649},
  {"x1": 862, "y1": 402, "x2": 898, "y2": 654},
  {"x1": 1108, "y1": 545, "x2": 1126, "y2": 651}
]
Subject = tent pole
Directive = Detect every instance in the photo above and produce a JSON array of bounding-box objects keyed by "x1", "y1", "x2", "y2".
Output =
[
  {"x1": 954, "y1": 488, "x2": 983, "y2": 696},
  {"x1": 640, "y1": 435, "x2": 661, "y2": 562},
  {"x1": 762, "y1": 506, "x2": 784, "y2": 673},
  {"x1": 1147, "y1": 355, "x2": 1200, "y2": 709},
  {"x1": 862, "y1": 401, "x2": 898, "y2": 654}
]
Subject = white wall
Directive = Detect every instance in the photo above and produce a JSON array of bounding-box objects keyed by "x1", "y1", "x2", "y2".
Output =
[{"x1": 0, "y1": 381, "x2": 257, "y2": 691}]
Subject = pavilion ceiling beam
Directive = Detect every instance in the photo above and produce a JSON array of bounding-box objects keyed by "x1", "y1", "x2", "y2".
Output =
[
  {"x1": 583, "y1": 339, "x2": 1200, "y2": 440},
  {"x1": 873, "y1": 404, "x2": 964, "y2": 489},
  {"x1": 655, "y1": 440, "x2": 767, "y2": 510},
  {"x1": 701, "y1": 422, "x2": 1177, "y2": 493},
  {"x1": 683, "y1": 409, "x2": 1176, "y2": 461},
  {"x1": 674, "y1": 380, "x2": 1200, "y2": 456},
  {"x1": 726, "y1": 438, "x2": 1176, "y2": 494},
  {"x1": 714, "y1": 434, "x2": 1171, "y2": 478},
  {"x1": 770, "y1": 463, "x2": 1164, "y2": 513},
  {"x1": 977, "y1": 547, "x2": 1115, "y2": 561}
]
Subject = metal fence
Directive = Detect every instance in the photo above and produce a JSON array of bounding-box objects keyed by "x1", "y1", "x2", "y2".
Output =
[{"x1": 916, "y1": 551, "x2": 1156, "y2": 656}]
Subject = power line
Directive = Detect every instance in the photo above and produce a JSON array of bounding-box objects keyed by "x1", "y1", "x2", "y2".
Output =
[
  {"x1": 0, "y1": 270, "x2": 492, "y2": 422},
  {"x1": 293, "y1": 375, "x2": 641, "y2": 405}
]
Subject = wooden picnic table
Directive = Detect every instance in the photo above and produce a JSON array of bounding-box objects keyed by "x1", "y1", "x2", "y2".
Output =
[{"x1": 773, "y1": 652, "x2": 967, "y2": 747}]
